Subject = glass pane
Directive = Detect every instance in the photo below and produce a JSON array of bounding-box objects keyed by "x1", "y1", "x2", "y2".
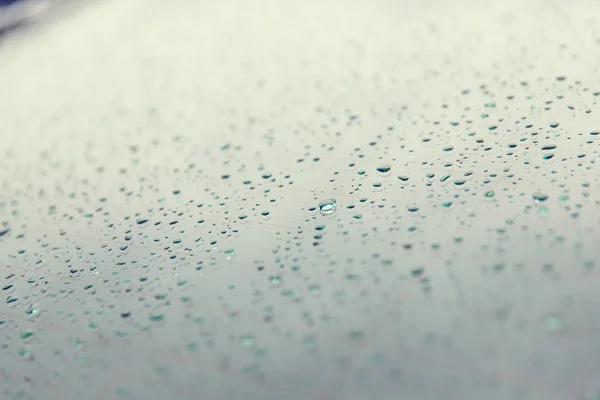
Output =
[{"x1": 1, "y1": 1, "x2": 599, "y2": 399}]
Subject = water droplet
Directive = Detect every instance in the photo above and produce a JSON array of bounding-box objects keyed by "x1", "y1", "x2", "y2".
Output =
[
  {"x1": 240, "y1": 335, "x2": 254, "y2": 347},
  {"x1": 376, "y1": 165, "x2": 391, "y2": 175},
  {"x1": 268, "y1": 275, "x2": 281, "y2": 286},
  {"x1": 309, "y1": 284, "x2": 320, "y2": 294},
  {"x1": 25, "y1": 303, "x2": 40, "y2": 318},
  {"x1": 18, "y1": 348, "x2": 33, "y2": 360},
  {"x1": 20, "y1": 329, "x2": 35, "y2": 340},
  {"x1": 318, "y1": 199, "x2": 337, "y2": 215},
  {"x1": 544, "y1": 315, "x2": 564, "y2": 332},
  {"x1": 532, "y1": 192, "x2": 548, "y2": 202},
  {"x1": 149, "y1": 313, "x2": 164, "y2": 322}
]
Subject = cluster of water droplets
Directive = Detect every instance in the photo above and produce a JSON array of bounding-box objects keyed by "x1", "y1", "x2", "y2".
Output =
[{"x1": 1, "y1": 0, "x2": 600, "y2": 398}]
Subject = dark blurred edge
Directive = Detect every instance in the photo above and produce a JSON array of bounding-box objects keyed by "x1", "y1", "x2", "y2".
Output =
[
  {"x1": 0, "y1": 0, "x2": 91, "y2": 40},
  {"x1": 0, "y1": 0, "x2": 44, "y2": 34}
]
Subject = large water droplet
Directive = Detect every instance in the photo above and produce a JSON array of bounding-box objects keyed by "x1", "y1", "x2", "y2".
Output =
[
  {"x1": 376, "y1": 165, "x2": 391, "y2": 175},
  {"x1": 532, "y1": 192, "x2": 548, "y2": 202},
  {"x1": 318, "y1": 199, "x2": 337, "y2": 215}
]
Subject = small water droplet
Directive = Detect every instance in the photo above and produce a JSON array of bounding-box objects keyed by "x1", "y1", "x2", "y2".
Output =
[
  {"x1": 18, "y1": 348, "x2": 33, "y2": 360},
  {"x1": 268, "y1": 275, "x2": 281, "y2": 286},
  {"x1": 25, "y1": 303, "x2": 40, "y2": 318},
  {"x1": 309, "y1": 284, "x2": 320, "y2": 294},
  {"x1": 542, "y1": 153, "x2": 555, "y2": 161},
  {"x1": 544, "y1": 315, "x2": 564, "y2": 332},
  {"x1": 240, "y1": 335, "x2": 255, "y2": 347},
  {"x1": 149, "y1": 313, "x2": 164, "y2": 322},
  {"x1": 20, "y1": 329, "x2": 35, "y2": 340}
]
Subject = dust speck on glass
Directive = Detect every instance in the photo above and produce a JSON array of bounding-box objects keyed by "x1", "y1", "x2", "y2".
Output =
[{"x1": 0, "y1": 0, "x2": 600, "y2": 399}]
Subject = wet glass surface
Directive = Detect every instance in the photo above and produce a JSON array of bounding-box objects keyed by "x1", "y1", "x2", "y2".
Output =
[{"x1": 1, "y1": 0, "x2": 600, "y2": 399}]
